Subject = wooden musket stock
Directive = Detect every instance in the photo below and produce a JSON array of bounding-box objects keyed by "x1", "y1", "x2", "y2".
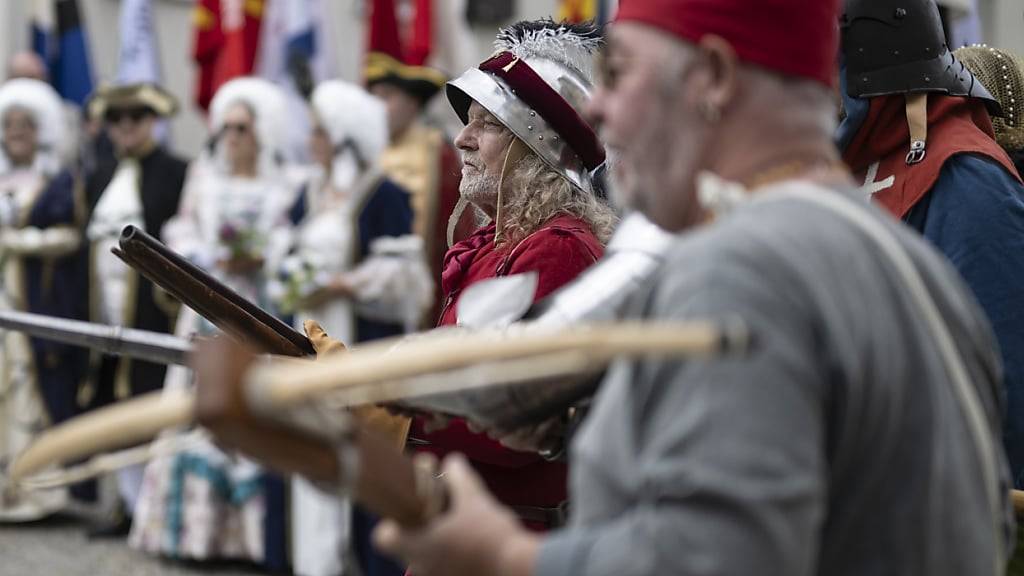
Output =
[{"x1": 114, "y1": 225, "x2": 315, "y2": 357}]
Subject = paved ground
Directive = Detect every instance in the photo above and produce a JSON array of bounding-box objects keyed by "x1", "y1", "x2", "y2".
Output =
[{"x1": 0, "y1": 507, "x2": 265, "y2": 576}]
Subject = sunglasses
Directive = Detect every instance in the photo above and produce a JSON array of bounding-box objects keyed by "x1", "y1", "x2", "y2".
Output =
[
  {"x1": 105, "y1": 107, "x2": 153, "y2": 124},
  {"x1": 221, "y1": 122, "x2": 252, "y2": 136}
]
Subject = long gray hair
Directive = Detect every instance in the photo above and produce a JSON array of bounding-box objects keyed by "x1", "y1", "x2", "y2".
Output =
[{"x1": 499, "y1": 153, "x2": 617, "y2": 248}]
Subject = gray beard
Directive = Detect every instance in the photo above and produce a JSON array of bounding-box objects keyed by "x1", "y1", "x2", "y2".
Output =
[{"x1": 459, "y1": 171, "x2": 500, "y2": 212}]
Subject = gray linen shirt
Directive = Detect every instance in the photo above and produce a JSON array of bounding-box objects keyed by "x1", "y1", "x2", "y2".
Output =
[{"x1": 536, "y1": 188, "x2": 1014, "y2": 576}]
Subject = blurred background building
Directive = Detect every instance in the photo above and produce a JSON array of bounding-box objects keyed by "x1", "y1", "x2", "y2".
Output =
[{"x1": 0, "y1": 0, "x2": 1018, "y2": 160}]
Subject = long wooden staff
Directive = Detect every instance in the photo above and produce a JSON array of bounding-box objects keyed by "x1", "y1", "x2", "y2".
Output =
[{"x1": 7, "y1": 321, "x2": 749, "y2": 527}]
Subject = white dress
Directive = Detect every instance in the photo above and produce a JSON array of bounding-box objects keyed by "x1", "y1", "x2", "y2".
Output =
[
  {"x1": 0, "y1": 168, "x2": 78, "y2": 521},
  {"x1": 279, "y1": 167, "x2": 432, "y2": 576},
  {"x1": 129, "y1": 159, "x2": 299, "y2": 562}
]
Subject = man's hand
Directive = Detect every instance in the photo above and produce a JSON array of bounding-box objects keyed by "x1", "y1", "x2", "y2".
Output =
[
  {"x1": 304, "y1": 319, "x2": 347, "y2": 356},
  {"x1": 193, "y1": 336, "x2": 340, "y2": 484},
  {"x1": 373, "y1": 454, "x2": 540, "y2": 576},
  {"x1": 304, "y1": 319, "x2": 412, "y2": 450}
]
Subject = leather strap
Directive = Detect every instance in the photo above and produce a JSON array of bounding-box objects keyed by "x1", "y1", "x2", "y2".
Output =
[{"x1": 904, "y1": 93, "x2": 929, "y2": 165}]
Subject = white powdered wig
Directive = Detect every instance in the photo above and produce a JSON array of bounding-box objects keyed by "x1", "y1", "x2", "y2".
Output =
[
  {"x1": 494, "y1": 19, "x2": 603, "y2": 84},
  {"x1": 310, "y1": 80, "x2": 389, "y2": 189},
  {"x1": 209, "y1": 76, "x2": 289, "y2": 176},
  {"x1": 0, "y1": 78, "x2": 65, "y2": 176}
]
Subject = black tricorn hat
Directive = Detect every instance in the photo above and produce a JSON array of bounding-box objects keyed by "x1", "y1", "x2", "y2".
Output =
[{"x1": 364, "y1": 52, "x2": 447, "y2": 106}]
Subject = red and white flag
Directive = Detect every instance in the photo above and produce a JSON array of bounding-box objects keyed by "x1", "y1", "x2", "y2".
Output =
[{"x1": 192, "y1": 0, "x2": 265, "y2": 111}]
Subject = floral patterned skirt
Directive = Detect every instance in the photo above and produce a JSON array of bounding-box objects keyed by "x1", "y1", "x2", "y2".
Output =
[{"x1": 129, "y1": 437, "x2": 265, "y2": 562}]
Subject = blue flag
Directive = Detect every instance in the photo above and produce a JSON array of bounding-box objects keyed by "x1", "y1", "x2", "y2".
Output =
[{"x1": 32, "y1": 0, "x2": 94, "y2": 106}]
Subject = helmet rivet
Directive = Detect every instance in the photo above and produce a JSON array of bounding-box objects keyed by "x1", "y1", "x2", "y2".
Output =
[
  {"x1": 862, "y1": 77, "x2": 869, "y2": 83},
  {"x1": 858, "y1": 48, "x2": 865, "y2": 54},
  {"x1": 529, "y1": 111, "x2": 536, "y2": 117},
  {"x1": 925, "y1": 76, "x2": 931, "y2": 83},
  {"x1": 528, "y1": 125, "x2": 534, "y2": 131},
  {"x1": 894, "y1": 50, "x2": 900, "y2": 56},
  {"x1": 895, "y1": 7, "x2": 907, "y2": 18},
  {"x1": 538, "y1": 135, "x2": 544, "y2": 141},
  {"x1": 553, "y1": 136, "x2": 559, "y2": 141}
]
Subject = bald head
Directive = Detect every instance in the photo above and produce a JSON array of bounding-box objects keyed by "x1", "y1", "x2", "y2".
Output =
[{"x1": 7, "y1": 52, "x2": 47, "y2": 82}]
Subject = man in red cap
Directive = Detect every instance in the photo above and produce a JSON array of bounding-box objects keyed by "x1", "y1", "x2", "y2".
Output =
[{"x1": 371, "y1": 1, "x2": 1013, "y2": 574}]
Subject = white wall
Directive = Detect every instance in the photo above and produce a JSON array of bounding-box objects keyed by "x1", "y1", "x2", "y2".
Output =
[{"x1": 0, "y1": 0, "x2": 1020, "y2": 159}]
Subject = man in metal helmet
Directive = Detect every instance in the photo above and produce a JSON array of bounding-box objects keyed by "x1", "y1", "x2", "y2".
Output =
[
  {"x1": 404, "y1": 18, "x2": 616, "y2": 533},
  {"x1": 837, "y1": 0, "x2": 1024, "y2": 488}
]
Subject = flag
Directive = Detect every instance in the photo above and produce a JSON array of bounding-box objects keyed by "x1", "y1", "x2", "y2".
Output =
[
  {"x1": 117, "y1": 0, "x2": 160, "y2": 84},
  {"x1": 192, "y1": 0, "x2": 222, "y2": 111},
  {"x1": 366, "y1": 0, "x2": 433, "y2": 66},
  {"x1": 192, "y1": 0, "x2": 265, "y2": 111},
  {"x1": 257, "y1": 0, "x2": 336, "y2": 162},
  {"x1": 118, "y1": 0, "x2": 170, "y2": 141},
  {"x1": 558, "y1": 0, "x2": 618, "y2": 23},
  {"x1": 429, "y1": 0, "x2": 476, "y2": 75},
  {"x1": 32, "y1": 0, "x2": 94, "y2": 105}
]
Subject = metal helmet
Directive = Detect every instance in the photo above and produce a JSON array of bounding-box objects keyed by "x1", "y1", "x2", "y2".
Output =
[
  {"x1": 446, "y1": 20, "x2": 605, "y2": 194},
  {"x1": 841, "y1": 0, "x2": 1001, "y2": 115}
]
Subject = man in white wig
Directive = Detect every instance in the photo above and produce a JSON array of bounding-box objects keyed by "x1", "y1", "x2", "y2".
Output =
[
  {"x1": 277, "y1": 79, "x2": 430, "y2": 576},
  {"x1": 0, "y1": 78, "x2": 84, "y2": 522},
  {"x1": 80, "y1": 82, "x2": 188, "y2": 536}
]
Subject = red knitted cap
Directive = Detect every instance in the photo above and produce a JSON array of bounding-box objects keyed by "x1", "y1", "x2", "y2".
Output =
[{"x1": 615, "y1": 0, "x2": 841, "y2": 87}]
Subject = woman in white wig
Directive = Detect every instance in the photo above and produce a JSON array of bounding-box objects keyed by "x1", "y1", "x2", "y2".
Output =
[
  {"x1": 129, "y1": 77, "x2": 299, "y2": 565},
  {"x1": 0, "y1": 78, "x2": 84, "y2": 522},
  {"x1": 275, "y1": 80, "x2": 432, "y2": 576}
]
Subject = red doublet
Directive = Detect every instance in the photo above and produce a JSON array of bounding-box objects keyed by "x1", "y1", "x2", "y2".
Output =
[{"x1": 413, "y1": 214, "x2": 604, "y2": 516}]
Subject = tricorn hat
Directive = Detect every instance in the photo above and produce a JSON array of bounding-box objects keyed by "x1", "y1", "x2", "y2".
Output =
[
  {"x1": 86, "y1": 82, "x2": 179, "y2": 121},
  {"x1": 364, "y1": 52, "x2": 447, "y2": 106}
]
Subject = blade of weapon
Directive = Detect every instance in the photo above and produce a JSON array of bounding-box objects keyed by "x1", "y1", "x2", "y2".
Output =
[{"x1": 0, "y1": 309, "x2": 193, "y2": 366}]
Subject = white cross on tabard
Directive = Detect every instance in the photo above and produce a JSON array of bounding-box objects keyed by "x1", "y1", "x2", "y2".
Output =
[{"x1": 861, "y1": 161, "x2": 896, "y2": 198}]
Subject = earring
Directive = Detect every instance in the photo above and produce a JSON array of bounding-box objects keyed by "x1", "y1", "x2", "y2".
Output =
[{"x1": 699, "y1": 101, "x2": 721, "y2": 123}]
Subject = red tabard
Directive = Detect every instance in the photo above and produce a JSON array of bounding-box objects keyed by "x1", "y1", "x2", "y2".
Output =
[
  {"x1": 412, "y1": 213, "x2": 604, "y2": 518},
  {"x1": 842, "y1": 94, "x2": 1022, "y2": 219}
]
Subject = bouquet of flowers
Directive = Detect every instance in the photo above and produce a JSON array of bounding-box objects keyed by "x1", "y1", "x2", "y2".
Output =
[
  {"x1": 218, "y1": 222, "x2": 265, "y2": 264},
  {"x1": 269, "y1": 254, "x2": 332, "y2": 314}
]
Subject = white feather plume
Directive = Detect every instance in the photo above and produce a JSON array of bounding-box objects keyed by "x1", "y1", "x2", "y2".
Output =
[{"x1": 494, "y1": 20, "x2": 603, "y2": 83}]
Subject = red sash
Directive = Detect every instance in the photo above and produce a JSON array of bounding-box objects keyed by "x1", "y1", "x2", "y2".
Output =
[{"x1": 842, "y1": 94, "x2": 1022, "y2": 218}]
